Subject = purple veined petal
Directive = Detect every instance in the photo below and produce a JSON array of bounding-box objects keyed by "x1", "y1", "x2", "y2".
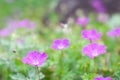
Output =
[
  {"x1": 82, "y1": 43, "x2": 107, "y2": 59},
  {"x1": 22, "y1": 50, "x2": 48, "y2": 67},
  {"x1": 37, "y1": 52, "x2": 48, "y2": 66},
  {"x1": 82, "y1": 29, "x2": 102, "y2": 41}
]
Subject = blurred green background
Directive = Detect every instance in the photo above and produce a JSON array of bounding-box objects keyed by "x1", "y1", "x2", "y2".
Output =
[{"x1": 0, "y1": 0, "x2": 120, "y2": 80}]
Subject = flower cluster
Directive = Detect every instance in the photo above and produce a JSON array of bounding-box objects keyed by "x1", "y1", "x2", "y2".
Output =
[
  {"x1": 107, "y1": 28, "x2": 120, "y2": 37},
  {"x1": 0, "y1": 19, "x2": 37, "y2": 37},
  {"x1": 22, "y1": 50, "x2": 48, "y2": 67},
  {"x1": 82, "y1": 29, "x2": 102, "y2": 41}
]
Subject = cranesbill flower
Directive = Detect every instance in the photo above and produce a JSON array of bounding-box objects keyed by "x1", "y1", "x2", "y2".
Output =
[
  {"x1": 22, "y1": 50, "x2": 48, "y2": 67},
  {"x1": 94, "y1": 76, "x2": 112, "y2": 80},
  {"x1": 51, "y1": 39, "x2": 70, "y2": 50},
  {"x1": 82, "y1": 43, "x2": 107, "y2": 59},
  {"x1": 18, "y1": 19, "x2": 37, "y2": 29},
  {"x1": 91, "y1": 0, "x2": 106, "y2": 13},
  {"x1": 0, "y1": 28, "x2": 11, "y2": 37},
  {"x1": 82, "y1": 29, "x2": 102, "y2": 41},
  {"x1": 77, "y1": 17, "x2": 90, "y2": 27},
  {"x1": 8, "y1": 19, "x2": 37, "y2": 30},
  {"x1": 107, "y1": 28, "x2": 120, "y2": 37}
]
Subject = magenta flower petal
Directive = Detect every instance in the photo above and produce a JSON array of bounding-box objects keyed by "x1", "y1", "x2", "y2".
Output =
[
  {"x1": 51, "y1": 38, "x2": 70, "y2": 50},
  {"x1": 0, "y1": 28, "x2": 11, "y2": 37},
  {"x1": 94, "y1": 76, "x2": 112, "y2": 80},
  {"x1": 82, "y1": 29, "x2": 102, "y2": 41},
  {"x1": 107, "y1": 28, "x2": 120, "y2": 37},
  {"x1": 77, "y1": 17, "x2": 90, "y2": 26},
  {"x1": 22, "y1": 50, "x2": 48, "y2": 67},
  {"x1": 82, "y1": 43, "x2": 107, "y2": 59},
  {"x1": 8, "y1": 19, "x2": 37, "y2": 30},
  {"x1": 91, "y1": 0, "x2": 106, "y2": 13}
]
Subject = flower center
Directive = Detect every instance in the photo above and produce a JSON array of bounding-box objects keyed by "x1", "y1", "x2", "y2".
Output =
[
  {"x1": 58, "y1": 44, "x2": 64, "y2": 49},
  {"x1": 92, "y1": 50, "x2": 98, "y2": 56},
  {"x1": 33, "y1": 60, "x2": 39, "y2": 65}
]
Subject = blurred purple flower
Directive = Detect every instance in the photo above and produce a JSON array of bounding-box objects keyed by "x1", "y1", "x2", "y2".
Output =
[
  {"x1": 8, "y1": 19, "x2": 37, "y2": 30},
  {"x1": 8, "y1": 21, "x2": 20, "y2": 31},
  {"x1": 91, "y1": 0, "x2": 106, "y2": 13},
  {"x1": 107, "y1": 28, "x2": 120, "y2": 37},
  {"x1": 77, "y1": 17, "x2": 90, "y2": 27},
  {"x1": 18, "y1": 19, "x2": 37, "y2": 29},
  {"x1": 94, "y1": 76, "x2": 112, "y2": 80},
  {"x1": 22, "y1": 50, "x2": 48, "y2": 67},
  {"x1": 51, "y1": 39, "x2": 70, "y2": 50},
  {"x1": 0, "y1": 28, "x2": 11, "y2": 37},
  {"x1": 82, "y1": 29, "x2": 102, "y2": 41},
  {"x1": 82, "y1": 43, "x2": 107, "y2": 59}
]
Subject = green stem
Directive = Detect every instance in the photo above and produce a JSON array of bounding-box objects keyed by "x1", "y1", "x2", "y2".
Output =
[
  {"x1": 58, "y1": 50, "x2": 64, "y2": 79},
  {"x1": 90, "y1": 59, "x2": 96, "y2": 73},
  {"x1": 36, "y1": 66, "x2": 40, "y2": 80}
]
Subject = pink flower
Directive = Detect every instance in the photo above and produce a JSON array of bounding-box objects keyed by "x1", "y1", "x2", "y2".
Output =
[
  {"x1": 82, "y1": 43, "x2": 107, "y2": 59},
  {"x1": 82, "y1": 29, "x2": 102, "y2": 41},
  {"x1": 107, "y1": 28, "x2": 120, "y2": 37},
  {"x1": 91, "y1": 0, "x2": 106, "y2": 13},
  {"x1": 51, "y1": 39, "x2": 70, "y2": 50},
  {"x1": 0, "y1": 28, "x2": 11, "y2": 37},
  {"x1": 8, "y1": 19, "x2": 37, "y2": 30},
  {"x1": 77, "y1": 17, "x2": 90, "y2": 27},
  {"x1": 22, "y1": 50, "x2": 48, "y2": 67},
  {"x1": 18, "y1": 19, "x2": 37, "y2": 29},
  {"x1": 94, "y1": 76, "x2": 112, "y2": 80}
]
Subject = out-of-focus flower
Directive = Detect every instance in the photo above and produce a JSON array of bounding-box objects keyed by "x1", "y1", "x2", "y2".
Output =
[
  {"x1": 22, "y1": 50, "x2": 48, "y2": 67},
  {"x1": 82, "y1": 43, "x2": 107, "y2": 59},
  {"x1": 0, "y1": 28, "x2": 11, "y2": 37},
  {"x1": 107, "y1": 28, "x2": 120, "y2": 37},
  {"x1": 77, "y1": 17, "x2": 90, "y2": 27},
  {"x1": 51, "y1": 39, "x2": 70, "y2": 50},
  {"x1": 94, "y1": 76, "x2": 112, "y2": 80},
  {"x1": 97, "y1": 14, "x2": 108, "y2": 23},
  {"x1": 91, "y1": 0, "x2": 106, "y2": 13},
  {"x1": 18, "y1": 19, "x2": 37, "y2": 29},
  {"x1": 8, "y1": 19, "x2": 37, "y2": 30},
  {"x1": 82, "y1": 29, "x2": 102, "y2": 41}
]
